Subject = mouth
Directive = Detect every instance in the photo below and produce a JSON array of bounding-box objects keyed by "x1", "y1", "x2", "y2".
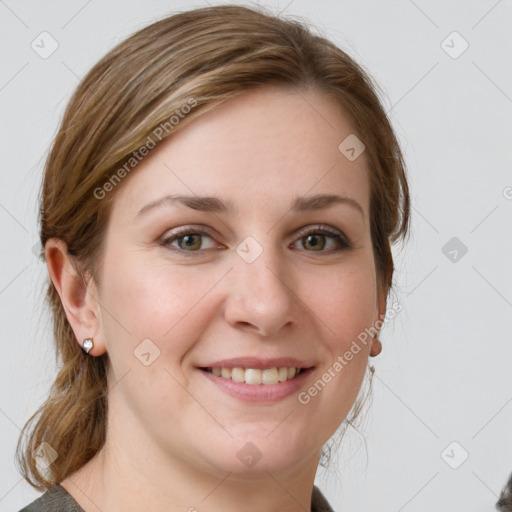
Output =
[
  {"x1": 199, "y1": 366, "x2": 309, "y2": 385},
  {"x1": 198, "y1": 364, "x2": 314, "y2": 403}
]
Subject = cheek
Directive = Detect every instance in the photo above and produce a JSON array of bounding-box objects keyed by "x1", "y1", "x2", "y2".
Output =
[
  {"x1": 297, "y1": 264, "x2": 376, "y2": 433},
  {"x1": 295, "y1": 254, "x2": 377, "y2": 422},
  {"x1": 98, "y1": 253, "x2": 212, "y2": 423},
  {"x1": 99, "y1": 249, "x2": 220, "y2": 362},
  {"x1": 304, "y1": 257, "x2": 378, "y2": 354}
]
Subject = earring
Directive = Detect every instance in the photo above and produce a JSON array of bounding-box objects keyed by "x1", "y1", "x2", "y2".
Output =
[
  {"x1": 82, "y1": 338, "x2": 94, "y2": 354},
  {"x1": 369, "y1": 337, "x2": 382, "y2": 357}
]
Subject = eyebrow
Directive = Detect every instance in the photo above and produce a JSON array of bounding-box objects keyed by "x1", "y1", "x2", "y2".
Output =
[{"x1": 135, "y1": 193, "x2": 365, "y2": 219}]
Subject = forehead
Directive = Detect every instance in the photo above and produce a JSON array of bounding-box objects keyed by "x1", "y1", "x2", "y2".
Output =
[{"x1": 111, "y1": 86, "x2": 370, "y2": 222}]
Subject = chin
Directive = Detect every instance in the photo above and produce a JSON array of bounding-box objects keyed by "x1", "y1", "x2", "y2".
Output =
[{"x1": 200, "y1": 431, "x2": 316, "y2": 476}]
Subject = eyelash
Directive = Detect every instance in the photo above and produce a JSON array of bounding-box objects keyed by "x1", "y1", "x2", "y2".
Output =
[{"x1": 160, "y1": 224, "x2": 352, "y2": 255}]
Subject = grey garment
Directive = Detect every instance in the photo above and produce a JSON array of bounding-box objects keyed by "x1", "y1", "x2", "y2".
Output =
[
  {"x1": 496, "y1": 472, "x2": 512, "y2": 511},
  {"x1": 311, "y1": 485, "x2": 336, "y2": 512},
  {"x1": 18, "y1": 484, "x2": 85, "y2": 512},
  {"x1": 19, "y1": 483, "x2": 335, "y2": 511}
]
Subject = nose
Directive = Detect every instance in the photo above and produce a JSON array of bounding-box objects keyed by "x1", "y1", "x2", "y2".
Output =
[{"x1": 223, "y1": 242, "x2": 301, "y2": 338}]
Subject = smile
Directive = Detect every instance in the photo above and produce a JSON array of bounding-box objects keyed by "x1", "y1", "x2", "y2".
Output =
[{"x1": 202, "y1": 366, "x2": 304, "y2": 385}]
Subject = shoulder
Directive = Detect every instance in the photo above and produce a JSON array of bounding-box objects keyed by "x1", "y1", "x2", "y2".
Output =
[
  {"x1": 18, "y1": 484, "x2": 84, "y2": 512},
  {"x1": 312, "y1": 485, "x2": 336, "y2": 512}
]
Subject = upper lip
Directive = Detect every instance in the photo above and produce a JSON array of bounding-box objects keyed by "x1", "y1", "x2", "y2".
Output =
[{"x1": 198, "y1": 357, "x2": 314, "y2": 370}]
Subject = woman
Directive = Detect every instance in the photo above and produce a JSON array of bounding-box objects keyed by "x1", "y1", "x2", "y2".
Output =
[{"x1": 16, "y1": 4, "x2": 410, "y2": 511}]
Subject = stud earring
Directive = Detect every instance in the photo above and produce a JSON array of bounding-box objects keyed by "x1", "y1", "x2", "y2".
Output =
[
  {"x1": 369, "y1": 337, "x2": 382, "y2": 357},
  {"x1": 82, "y1": 337, "x2": 94, "y2": 354}
]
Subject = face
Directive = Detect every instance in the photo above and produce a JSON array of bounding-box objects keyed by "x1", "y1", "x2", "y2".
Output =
[{"x1": 93, "y1": 86, "x2": 385, "y2": 476}]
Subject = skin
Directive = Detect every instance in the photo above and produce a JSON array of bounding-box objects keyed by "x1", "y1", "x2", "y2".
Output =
[{"x1": 46, "y1": 85, "x2": 386, "y2": 512}]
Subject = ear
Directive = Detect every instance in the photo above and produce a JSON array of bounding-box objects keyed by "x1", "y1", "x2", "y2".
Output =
[{"x1": 45, "y1": 238, "x2": 106, "y2": 356}]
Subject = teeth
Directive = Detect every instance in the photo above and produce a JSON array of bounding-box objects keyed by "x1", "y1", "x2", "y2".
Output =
[
  {"x1": 232, "y1": 367, "x2": 245, "y2": 382},
  {"x1": 206, "y1": 366, "x2": 303, "y2": 385},
  {"x1": 245, "y1": 368, "x2": 262, "y2": 385},
  {"x1": 262, "y1": 367, "x2": 278, "y2": 385}
]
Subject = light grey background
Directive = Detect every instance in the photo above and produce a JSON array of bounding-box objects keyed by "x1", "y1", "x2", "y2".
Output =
[{"x1": 1, "y1": 0, "x2": 511, "y2": 510}]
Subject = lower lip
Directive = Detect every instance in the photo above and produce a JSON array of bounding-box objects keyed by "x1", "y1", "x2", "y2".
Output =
[{"x1": 199, "y1": 368, "x2": 314, "y2": 403}]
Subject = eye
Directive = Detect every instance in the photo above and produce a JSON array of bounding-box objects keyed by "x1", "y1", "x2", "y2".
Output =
[
  {"x1": 161, "y1": 227, "x2": 220, "y2": 252},
  {"x1": 160, "y1": 224, "x2": 352, "y2": 255},
  {"x1": 292, "y1": 225, "x2": 352, "y2": 252}
]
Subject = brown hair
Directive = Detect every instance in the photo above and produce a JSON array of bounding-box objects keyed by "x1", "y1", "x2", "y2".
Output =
[{"x1": 16, "y1": 3, "x2": 410, "y2": 490}]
